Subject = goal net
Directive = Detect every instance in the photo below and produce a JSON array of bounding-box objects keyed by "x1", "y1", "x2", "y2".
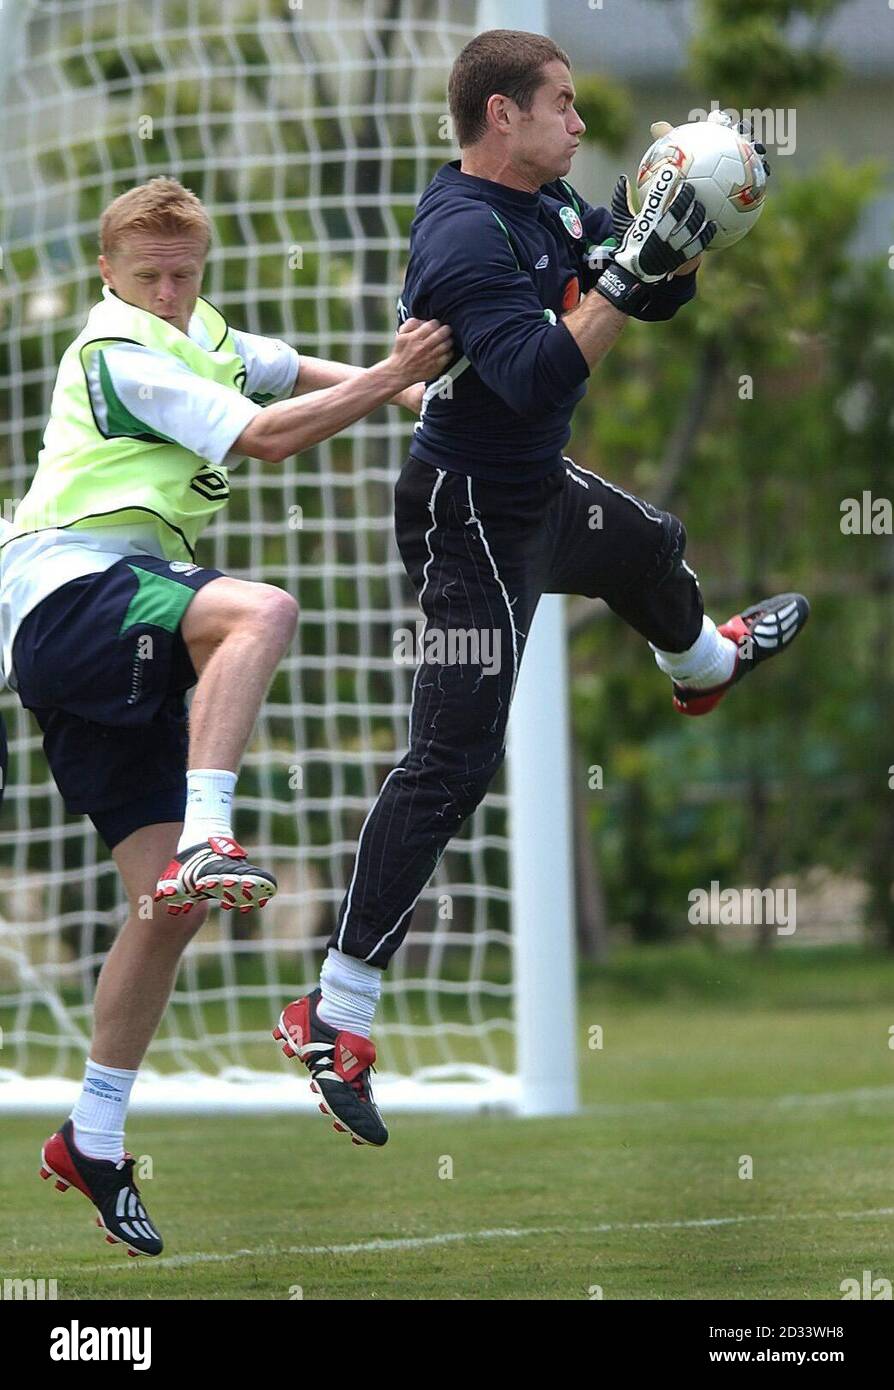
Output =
[{"x1": 0, "y1": 0, "x2": 575, "y2": 1114}]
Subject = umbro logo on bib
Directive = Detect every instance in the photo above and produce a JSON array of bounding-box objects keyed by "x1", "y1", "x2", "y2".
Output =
[{"x1": 190, "y1": 466, "x2": 229, "y2": 502}]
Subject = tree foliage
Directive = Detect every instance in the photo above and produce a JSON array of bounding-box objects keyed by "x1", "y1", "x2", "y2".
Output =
[{"x1": 569, "y1": 0, "x2": 893, "y2": 948}]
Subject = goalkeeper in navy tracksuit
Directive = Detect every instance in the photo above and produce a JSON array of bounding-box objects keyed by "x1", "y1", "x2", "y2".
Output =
[{"x1": 273, "y1": 30, "x2": 808, "y2": 1144}]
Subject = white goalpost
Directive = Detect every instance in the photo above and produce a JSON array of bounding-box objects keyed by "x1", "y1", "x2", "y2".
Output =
[{"x1": 0, "y1": 0, "x2": 577, "y2": 1116}]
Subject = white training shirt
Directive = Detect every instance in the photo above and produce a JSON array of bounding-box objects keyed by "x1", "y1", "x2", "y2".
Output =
[{"x1": 0, "y1": 317, "x2": 300, "y2": 690}]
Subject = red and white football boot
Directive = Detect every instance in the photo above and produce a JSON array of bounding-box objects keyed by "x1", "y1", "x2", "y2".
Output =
[
  {"x1": 273, "y1": 988, "x2": 388, "y2": 1147},
  {"x1": 154, "y1": 835, "x2": 277, "y2": 915},
  {"x1": 39, "y1": 1120, "x2": 162, "y2": 1257},
  {"x1": 673, "y1": 593, "x2": 809, "y2": 716}
]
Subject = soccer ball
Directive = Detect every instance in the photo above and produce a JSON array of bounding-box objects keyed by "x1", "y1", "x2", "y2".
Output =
[{"x1": 633, "y1": 117, "x2": 768, "y2": 251}]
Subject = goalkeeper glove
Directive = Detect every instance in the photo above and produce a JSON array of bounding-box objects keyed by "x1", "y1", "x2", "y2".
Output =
[
  {"x1": 605, "y1": 118, "x2": 677, "y2": 243},
  {"x1": 596, "y1": 163, "x2": 716, "y2": 314},
  {"x1": 704, "y1": 109, "x2": 772, "y2": 180}
]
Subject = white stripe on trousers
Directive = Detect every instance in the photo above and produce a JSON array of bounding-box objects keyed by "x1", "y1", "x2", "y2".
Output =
[
  {"x1": 564, "y1": 454, "x2": 701, "y2": 585},
  {"x1": 561, "y1": 455, "x2": 663, "y2": 526},
  {"x1": 340, "y1": 469, "x2": 521, "y2": 961},
  {"x1": 337, "y1": 468, "x2": 447, "y2": 958},
  {"x1": 465, "y1": 476, "x2": 520, "y2": 700}
]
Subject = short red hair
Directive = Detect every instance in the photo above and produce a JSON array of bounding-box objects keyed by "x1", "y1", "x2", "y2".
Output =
[{"x1": 99, "y1": 176, "x2": 211, "y2": 256}]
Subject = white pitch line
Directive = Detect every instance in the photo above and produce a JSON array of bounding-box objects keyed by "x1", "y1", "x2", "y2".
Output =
[{"x1": 71, "y1": 1206, "x2": 894, "y2": 1273}]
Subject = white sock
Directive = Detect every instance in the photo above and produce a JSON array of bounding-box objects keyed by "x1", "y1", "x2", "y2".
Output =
[
  {"x1": 70, "y1": 1058, "x2": 138, "y2": 1162},
  {"x1": 318, "y1": 948, "x2": 383, "y2": 1039},
  {"x1": 651, "y1": 615, "x2": 737, "y2": 689},
  {"x1": 177, "y1": 768, "x2": 237, "y2": 853}
]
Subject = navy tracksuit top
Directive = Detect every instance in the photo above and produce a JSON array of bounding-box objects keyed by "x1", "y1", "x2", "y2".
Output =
[{"x1": 400, "y1": 160, "x2": 697, "y2": 482}]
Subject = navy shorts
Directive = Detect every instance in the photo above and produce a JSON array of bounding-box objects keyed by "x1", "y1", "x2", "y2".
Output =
[{"x1": 13, "y1": 555, "x2": 223, "y2": 851}]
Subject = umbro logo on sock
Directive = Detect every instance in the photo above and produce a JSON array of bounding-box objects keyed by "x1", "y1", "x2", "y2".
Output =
[
  {"x1": 84, "y1": 1086, "x2": 123, "y2": 1102},
  {"x1": 85, "y1": 1079, "x2": 122, "y2": 1096}
]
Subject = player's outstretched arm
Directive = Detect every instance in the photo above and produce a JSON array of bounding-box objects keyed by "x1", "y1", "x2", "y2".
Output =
[
  {"x1": 234, "y1": 317, "x2": 450, "y2": 462},
  {"x1": 289, "y1": 355, "x2": 424, "y2": 412},
  {"x1": 561, "y1": 160, "x2": 714, "y2": 369}
]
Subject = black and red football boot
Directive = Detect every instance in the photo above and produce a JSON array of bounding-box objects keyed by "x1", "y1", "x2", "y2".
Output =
[
  {"x1": 673, "y1": 592, "x2": 809, "y2": 716},
  {"x1": 39, "y1": 1119, "x2": 163, "y2": 1257},
  {"x1": 273, "y1": 988, "x2": 388, "y2": 1147},
  {"x1": 154, "y1": 834, "x2": 276, "y2": 915}
]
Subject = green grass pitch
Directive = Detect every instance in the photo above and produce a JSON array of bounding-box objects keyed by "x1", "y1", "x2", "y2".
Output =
[{"x1": 2, "y1": 946, "x2": 893, "y2": 1300}]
